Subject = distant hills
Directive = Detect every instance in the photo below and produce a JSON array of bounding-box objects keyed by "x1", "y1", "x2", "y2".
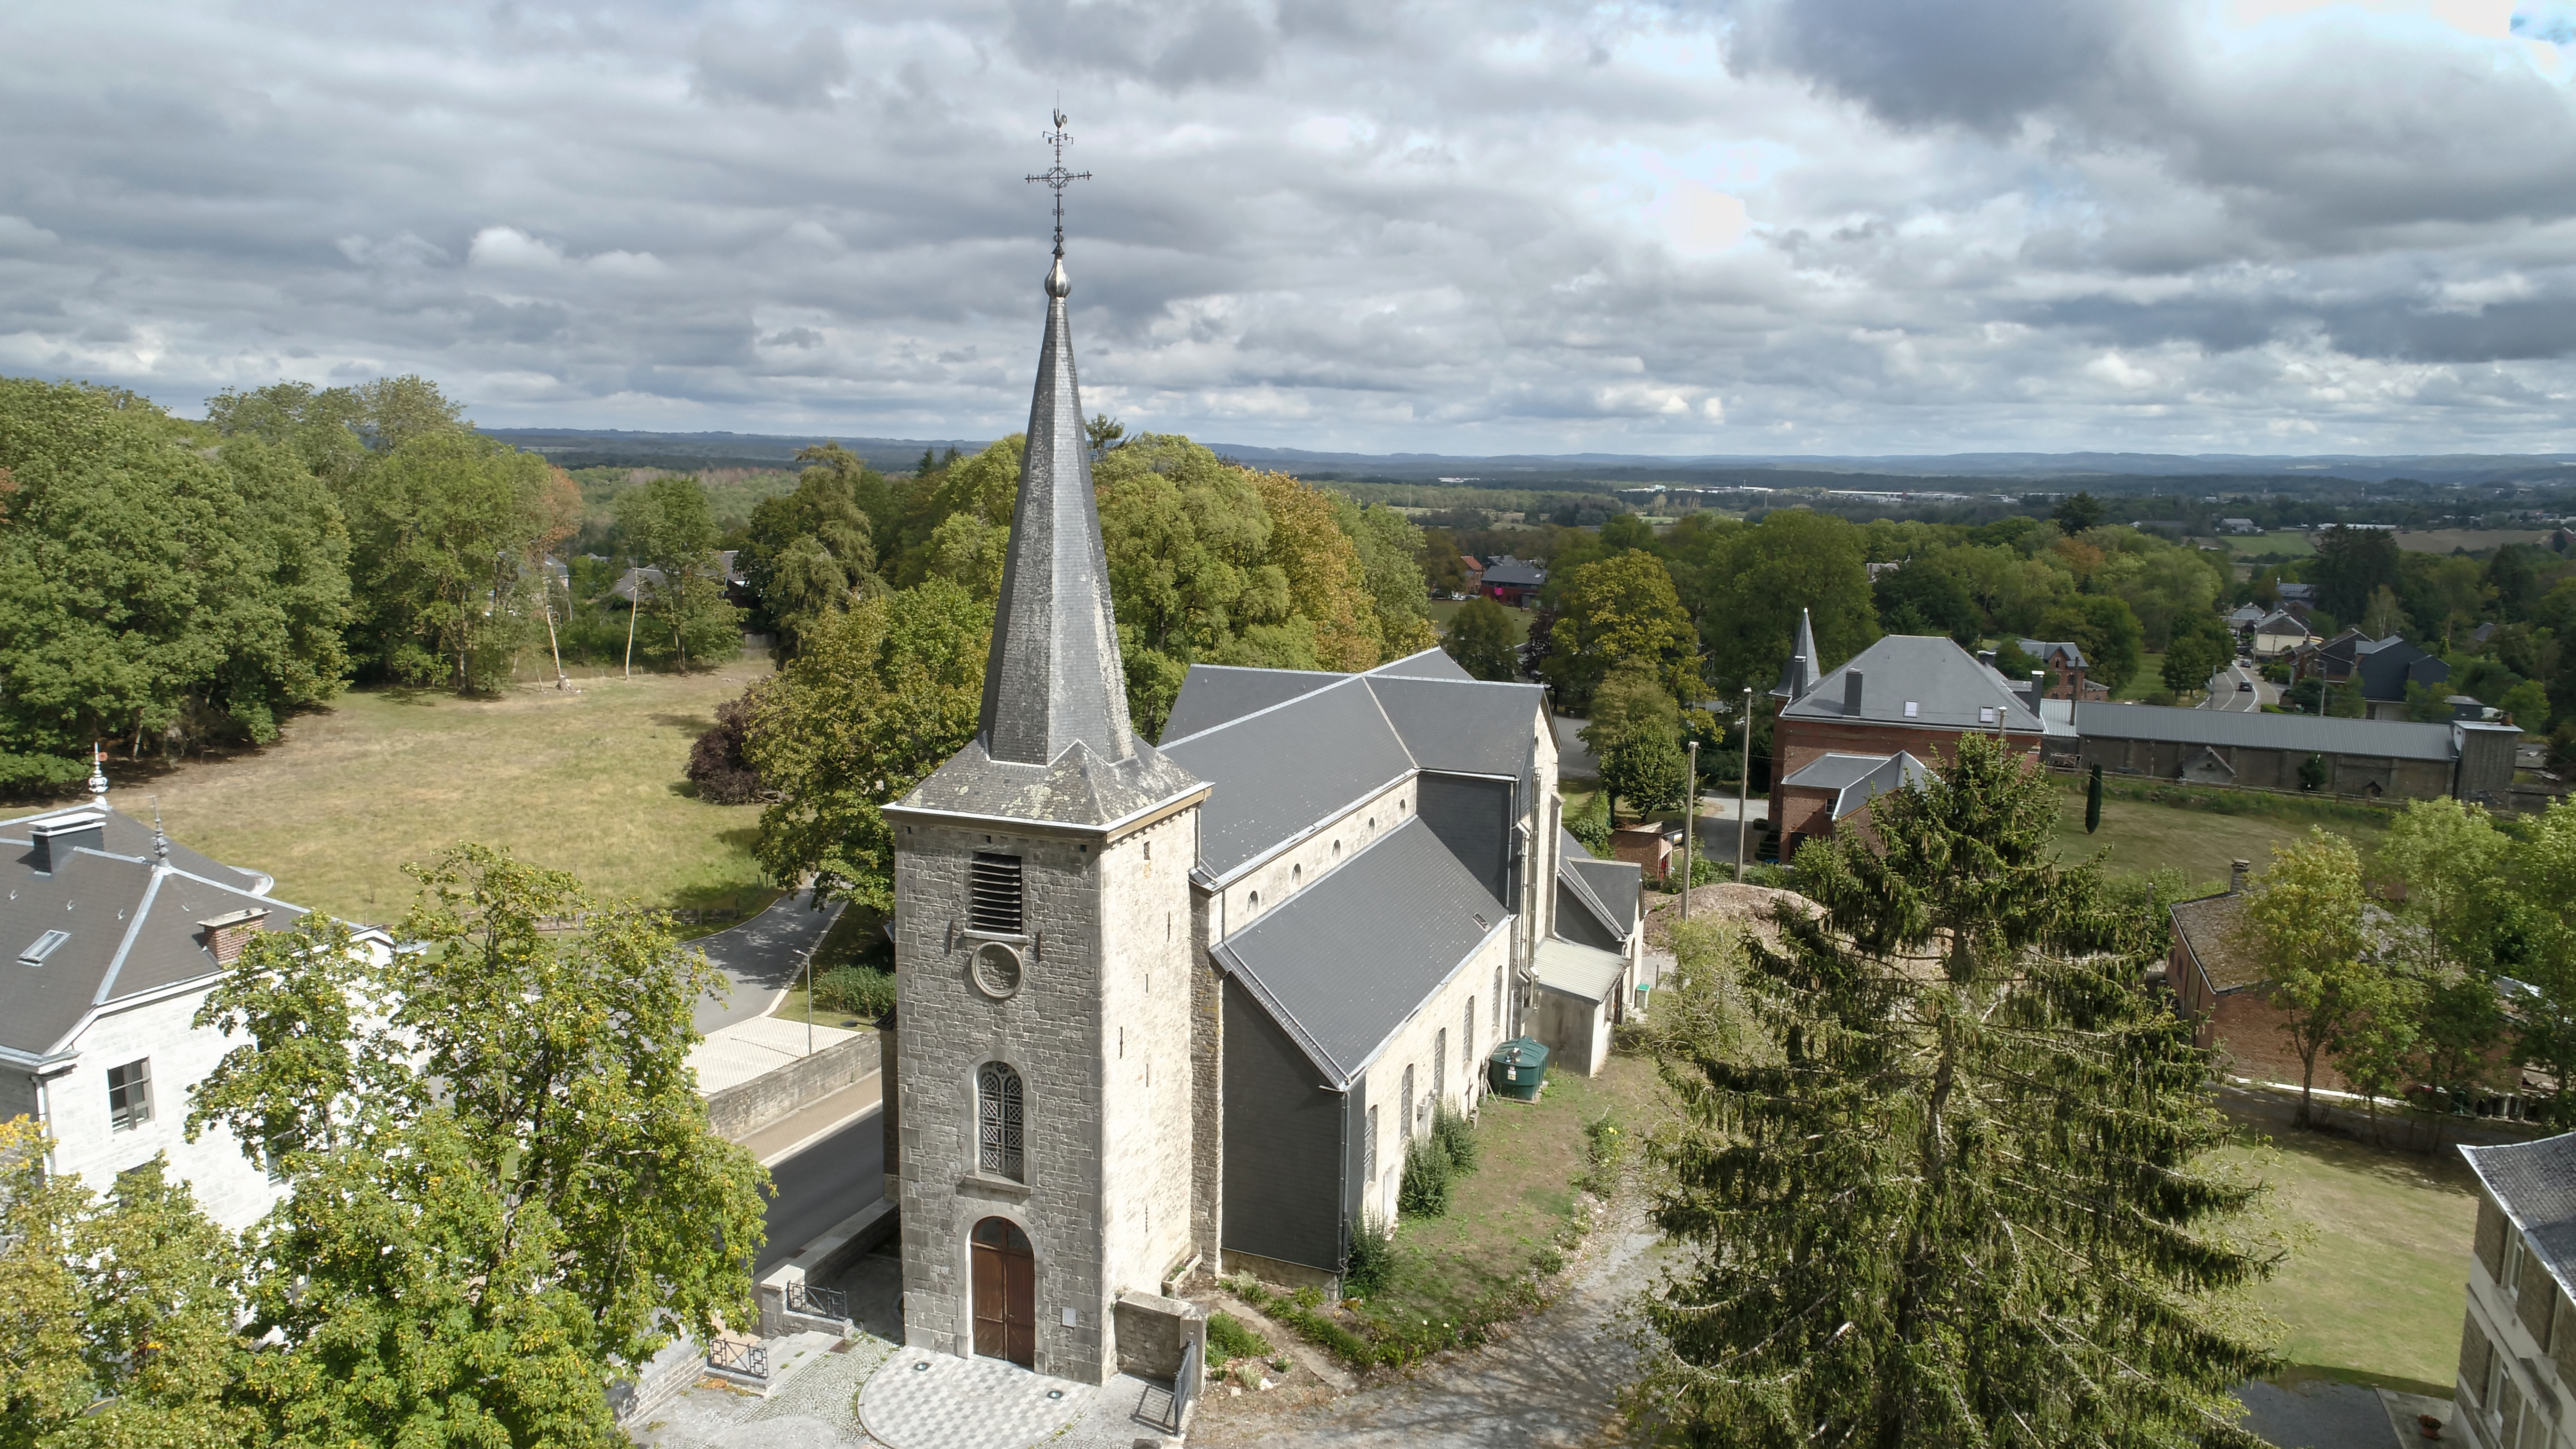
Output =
[{"x1": 481, "y1": 428, "x2": 2576, "y2": 493}]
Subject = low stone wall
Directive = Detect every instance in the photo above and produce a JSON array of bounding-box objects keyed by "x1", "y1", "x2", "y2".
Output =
[
  {"x1": 705, "y1": 1031, "x2": 878, "y2": 1143},
  {"x1": 1114, "y1": 1290, "x2": 1205, "y2": 1381}
]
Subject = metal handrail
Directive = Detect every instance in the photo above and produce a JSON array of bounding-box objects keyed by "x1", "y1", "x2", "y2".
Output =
[
  {"x1": 708, "y1": 1338, "x2": 768, "y2": 1379},
  {"x1": 787, "y1": 1280, "x2": 849, "y2": 1320},
  {"x1": 1171, "y1": 1336, "x2": 1200, "y2": 1427}
]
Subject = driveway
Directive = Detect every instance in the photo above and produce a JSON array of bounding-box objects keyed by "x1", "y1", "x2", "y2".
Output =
[
  {"x1": 691, "y1": 891, "x2": 847, "y2": 1036},
  {"x1": 1195, "y1": 1208, "x2": 1662, "y2": 1449}
]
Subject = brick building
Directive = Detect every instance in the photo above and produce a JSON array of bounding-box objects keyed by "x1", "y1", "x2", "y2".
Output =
[
  {"x1": 1766, "y1": 616, "x2": 2060, "y2": 859},
  {"x1": 2165, "y1": 864, "x2": 2355, "y2": 1093},
  {"x1": 2073, "y1": 702, "x2": 2519, "y2": 804},
  {"x1": 2015, "y1": 638, "x2": 2107, "y2": 701}
]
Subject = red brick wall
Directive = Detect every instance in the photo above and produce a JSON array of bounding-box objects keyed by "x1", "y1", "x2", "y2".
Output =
[{"x1": 1768, "y1": 717, "x2": 2039, "y2": 830}]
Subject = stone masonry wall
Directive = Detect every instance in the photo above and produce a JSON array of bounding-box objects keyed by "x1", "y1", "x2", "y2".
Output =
[
  {"x1": 891, "y1": 804, "x2": 1198, "y2": 1386},
  {"x1": 1217, "y1": 778, "x2": 1417, "y2": 934},
  {"x1": 1349, "y1": 923, "x2": 1513, "y2": 1228},
  {"x1": 1188, "y1": 878, "x2": 1224, "y2": 1271}
]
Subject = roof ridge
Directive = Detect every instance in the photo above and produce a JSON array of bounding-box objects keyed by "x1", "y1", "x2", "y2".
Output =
[
  {"x1": 1156, "y1": 669, "x2": 1372, "y2": 747},
  {"x1": 92, "y1": 865, "x2": 170, "y2": 1008}
]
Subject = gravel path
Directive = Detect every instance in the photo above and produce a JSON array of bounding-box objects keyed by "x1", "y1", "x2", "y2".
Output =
[{"x1": 1193, "y1": 1209, "x2": 1661, "y2": 1449}]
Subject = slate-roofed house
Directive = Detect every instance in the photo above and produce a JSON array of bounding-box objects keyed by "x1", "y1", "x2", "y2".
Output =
[
  {"x1": 2015, "y1": 638, "x2": 2106, "y2": 701},
  {"x1": 1776, "y1": 751, "x2": 1933, "y2": 853},
  {"x1": 2453, "y1": 1133, "x2": 2576, "y2": 1447},
  {"x1": 879, "y1": 244, "x2": 1589, "y2": 1383},
  {"x1": 2250, "y1": 609, "x2": 2313, "y2": 658},
  {"x1": 2, "y1": 795, "x2": 390, "y2": 1232},
  {"x1": 1767, "y1": 615, "x2": 2060, "y2": 859},
  {"x1": 2225, "y1": 603, "x2": 2268, "y2": 633},
  {"x1": 1479, "y1": 555, "x2": 1545, "y2": 605},
  {"x1": 2162, "y1": 861, "x2": 2360, "y2": 1092}
]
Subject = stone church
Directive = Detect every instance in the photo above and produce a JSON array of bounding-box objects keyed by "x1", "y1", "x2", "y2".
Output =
[{"x1": 880, "y1": 248, "x2": 1641, "y2": 1385}]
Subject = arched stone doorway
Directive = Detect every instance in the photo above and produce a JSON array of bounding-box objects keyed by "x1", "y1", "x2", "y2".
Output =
[{"x1": 971, "y1": 1217, "x2": 1036, "y2": 1367}]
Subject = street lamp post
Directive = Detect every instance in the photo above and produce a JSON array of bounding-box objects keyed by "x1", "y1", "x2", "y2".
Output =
[
  {"x1": 1682, "y1": 740, "x2": 1697, "y2": 921},
  {"x1": 1736, "y1": 686, "x2": 1753, "y2": 884}
]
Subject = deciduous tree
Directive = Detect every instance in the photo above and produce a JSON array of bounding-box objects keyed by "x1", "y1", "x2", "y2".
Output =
[
  {"x1": 2232, "y1": 829, "x2": 2374, "y2": 1127},
  {"x1": 1583, "y1": 659, "x2": 1686, "y2": 821},
  {"x1": 1441, "y1": 597, "x2": 1521, "y2": 682},
  {"x1": 1544, "y1": 549, "x2": 1699, "y2": 708}
]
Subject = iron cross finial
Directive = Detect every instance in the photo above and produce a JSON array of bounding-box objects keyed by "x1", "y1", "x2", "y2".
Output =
[{"x1": 1026, "y1": 111, "x2": 1092, "y2": 259}]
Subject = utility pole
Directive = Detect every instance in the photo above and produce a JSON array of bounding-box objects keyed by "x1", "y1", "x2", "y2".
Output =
[
  {"x1": 1682, "y1": 740, "x2": 1696, "y2": 921},
  {"x1": 1735, "y1": 685, "x2": 1753, "y2": 884},
  {"x1": 623, "y1": 575, "x2": 638, "y2": 679}
]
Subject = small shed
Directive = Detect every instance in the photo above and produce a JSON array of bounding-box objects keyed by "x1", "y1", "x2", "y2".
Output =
[{"x1": 1530, "y1": 937, "x2": 1626, "y2": 1077}]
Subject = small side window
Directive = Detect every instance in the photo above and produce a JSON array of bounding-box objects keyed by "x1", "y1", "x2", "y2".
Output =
[{"x1": 106, "y1": 1059, "x2": 152, "y2": 1132}]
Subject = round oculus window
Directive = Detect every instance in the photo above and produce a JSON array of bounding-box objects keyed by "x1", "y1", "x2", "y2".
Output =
[{"x1": 971, "y1": 940, "x2": 1023, "y2": 998}]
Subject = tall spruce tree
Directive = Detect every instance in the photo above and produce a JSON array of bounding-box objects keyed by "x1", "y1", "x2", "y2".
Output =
[{"x1": 1640, "y1": 729, "x2": 2278, "y2": 1447}]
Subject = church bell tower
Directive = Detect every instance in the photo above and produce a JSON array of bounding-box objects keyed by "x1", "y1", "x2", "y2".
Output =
[{"x1": 880, "y1": 122, "x2": 1208, "y2": 1385}]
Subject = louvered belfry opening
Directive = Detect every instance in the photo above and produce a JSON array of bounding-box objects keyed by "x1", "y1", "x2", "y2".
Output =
[{"x1": 970, "y1": 852, "x2": 1025, "y2": 934}]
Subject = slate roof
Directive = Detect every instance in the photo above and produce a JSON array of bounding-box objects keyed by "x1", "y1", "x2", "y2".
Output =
[
  {"x1": 2463, "y1": 1134, "x2": 2576, "y2": 1303},
  {"x1": 1779, "y1": 750, "x2": 1932, "y2": 820},
  {"x1": 890, "y1": 255, "x2": 1206, "y2": 829},
  {"x1": 1779, "y1": 635, "x2": 2043, "y2": 733},
  {"x1": 1158, "y1": 665, "x2": 1341, "y2": 741},
  {"x1": 1481, "y1": 556, "x2": 1545, "y2": 588},
  {"x1": 1211, "y1": 818, "x2": 1507, "y2": 1087},
  {"x1": 2071, "y1": 702, "x2": 2458, "y2": 761},
  {"x1": 1, "y1": 806, "x2": 269, "y2": 896},
  {"x1": 2017, "y1": 638, "x2": 2089, "y2": 668},
  {"x1": 1772, "y1": 608, "x2": 1820, "y2": 701},
  {"x1": 1532, "y1": 936, "x2": 1626, "y2": 1006},
  {"x1": 2169, "y1": 892, "x2": 2260, "y2": 992},
  {"x1": 2227, "y1": 604, "x2": 2267, "y2": 626},
  {"x1": 2252, "y1": 609, "x2": 2309, "y2": 636},
  {"x1": 2353, "y1": 636, "x2": 2448, "y2": 702},
  {"x1": 2277, "y1": 583, "x2": 2318, "y2": 602},
  {"x1": 1160, "y1": 655, "x2": 1547, "y2": 879},
  {"x1": 1554, "y1": 827, "x2": 1636, "y2": 943},
  {"x1": 0, "y1": 807, "x2": 299, "y2": 1062},
  {"x1": 1368, "y1": 648, "x2": 1475, "y2": 683}
]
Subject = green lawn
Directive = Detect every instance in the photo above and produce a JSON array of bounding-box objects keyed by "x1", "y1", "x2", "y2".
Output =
[
  {"x1": 97, "y1": 656, "x2": 774, "y2": 924},
  {"x1": 1359, "y1": 1047, "x2": 1667, "y2": 1332},
  {"x1": 1427, "y1": 596, "x2": 1533, "y2": 645},
  {"x1": 2056, "y1": 780, "x2": 2388, "y2": 884},
  {"x1": 2214, "y1": 1104, "x2": 2479, "y2": 1396}
]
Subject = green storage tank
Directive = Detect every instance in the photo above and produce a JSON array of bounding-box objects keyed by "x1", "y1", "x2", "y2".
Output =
[{"x1": 1488, "y1": 1038, "x2": 1549, "y2": 1102}]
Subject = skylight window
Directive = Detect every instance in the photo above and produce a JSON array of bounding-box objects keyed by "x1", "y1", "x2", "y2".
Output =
[
  {"x1": 19, "y1": 929, "x2": 68, "y2": 966},
  {"x1": 1903, "y1": 701, "x2": 1920, "y2": 718}
]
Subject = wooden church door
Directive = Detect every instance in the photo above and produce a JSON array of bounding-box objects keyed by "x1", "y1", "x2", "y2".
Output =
[{"x1": 971, "y1": 1217, "x2": 1036, "y2": 1367}]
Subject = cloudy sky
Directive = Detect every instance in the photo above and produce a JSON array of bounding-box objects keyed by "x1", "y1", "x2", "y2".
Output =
[{"x1": 4, "y1": 0, "x2": 2576, "y2": 455}]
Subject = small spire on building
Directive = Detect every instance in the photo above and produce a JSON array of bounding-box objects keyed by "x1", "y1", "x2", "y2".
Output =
[
  {"x1": 151, "y1": 798, "x2": 169, "y2": 865},
  {"x1": 1771, "y1": 608, "x2": 1819, "y2": 701},
  {"x1": 87, "y1": 744, "x2": 108, "y2": 811}
]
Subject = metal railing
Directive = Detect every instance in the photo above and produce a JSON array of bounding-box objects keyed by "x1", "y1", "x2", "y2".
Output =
[
  {"x1": 707, "y1": 1338, "x2": 768, "y2": 1380},
  {"x1": 787, "y1": 1280, "x2": 848, "y2": 1320},
  {"x1": 1171, "y1": 1337, "x2": 1200, "y2": 1428}
]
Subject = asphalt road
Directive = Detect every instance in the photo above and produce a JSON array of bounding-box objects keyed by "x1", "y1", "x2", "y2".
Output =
[
  {"x1": 2202, "y1": 657, "x2": 2273, "y2": 712},
  {"x1": 756, "y1": 1106, "x2": 885, "y2": 1280},
  {"x1": 692, "y1": 891, "x2": 847, "y2": 1036}
]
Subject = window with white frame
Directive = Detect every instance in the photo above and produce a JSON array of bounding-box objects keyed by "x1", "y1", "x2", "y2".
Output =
[
  {"x1": 106, "y1": 1059, "x2": 151, "y2": 1132},
  {"x1": 977, "y1": 1061, "x2": 1025, "y2": 1181},
  {"x1": 1365, "y1": 1104, "x2": 1379, "y2": 1185}
]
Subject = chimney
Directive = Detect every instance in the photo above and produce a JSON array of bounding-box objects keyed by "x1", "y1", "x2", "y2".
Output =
[
  {"x1": 26, "y1": 812, "x2": 105, "y2": 875},
  {"x1": 1977, "y1": 649, "x2": 1997, "y2": 669},
  {"x1": 201, "y1": 907, "x2": 268, "y2": 965},
  {"x1": 2230, "y1": 860, "x2": 2250, "y2": 894},
  {"x1": 1844, "y1": 669, "x2": 1866, "y2": 717}
]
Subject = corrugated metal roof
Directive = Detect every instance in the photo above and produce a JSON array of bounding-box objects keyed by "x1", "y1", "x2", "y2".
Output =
[
  {"x1": 2072, "y1": 702, "x2": 2457, "y2": 762},
  {"x1": 2463, "y1": 1134, "x2": 2576, "y2": 1304},
  {"x1": 1161, "y1": 677, "x2": 1416, "y2": 877},
  {"x1": 1213, "y1": 818, "x2": 1505, "y2": 1087},
  {"x1": 1533, "y1": 937, "x2": 1626, "y2": 1005},
  {"x1": 1782, "y1": 635, "x2": 2043, "y2": 733}
]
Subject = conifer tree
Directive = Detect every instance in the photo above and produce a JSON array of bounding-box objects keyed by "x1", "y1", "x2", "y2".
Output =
[{"x1": 1640, "y1": 729, "x2": 2278, "y2": 1447}]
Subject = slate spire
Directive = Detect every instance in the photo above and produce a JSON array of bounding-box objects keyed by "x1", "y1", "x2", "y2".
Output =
[
  {"x1": 1772, "y1": 607, "x2": 1819, "y2": 701},
  {"x1": 976, "y1": 255, "x2": 1138, "y2": 766}
]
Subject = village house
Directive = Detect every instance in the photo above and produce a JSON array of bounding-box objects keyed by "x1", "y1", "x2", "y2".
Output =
[
  {"x1": 2452, "y1": 1133, "x2": 2576, "y2": 1449},
  {"x1": 1765, "y1": 612, "x2": 2059, "y2": 860},
  {"x1": 2015, "y1": 637, "x2": 2107, "y2": 701},
  {"x1": 2293, "y1": 628, "x2": 2452, "y2": 719},
  {"x1": 2163, "y1": 862, "x2": 2359, "y2": 1092},
  {"x1": 1479, "y1": 555, "x2": 1545, "y2": 606},
  {"x1": 2250, "y1": 608, "x2": 2314, "y2": 659},
  {"x1": 2, "y1": 780, "x2": 391, "y2": 1232}
]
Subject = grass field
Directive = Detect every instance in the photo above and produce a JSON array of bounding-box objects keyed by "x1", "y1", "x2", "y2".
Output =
[
  {"x1": 1427, "y1": 596, "x2": 1534, "y2": 645},
  {"x1": 2215, "y1": 531, "x2": 2319, "y2": 560},
  {"x1": 2397, "y1": 529, "x2": 2553, "y2": 555},
  {"x1": 1361, "y1": 1046, "x2": 1667, "y2": 1332},
  {"x1": 2214, "y1": 1103, "x2": 2479, "y2": 1396},
  {"x1": 2055, "y1": 778, "x2": 2389, "y2": 883},
  {"x1": 68, "y1": 657, "x2": 774, "y2": 924}
]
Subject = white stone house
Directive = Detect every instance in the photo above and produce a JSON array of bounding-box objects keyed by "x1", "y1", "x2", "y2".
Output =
[
  {"x1": 0, "y1": 800, "x2": 390, "y2": 1232},
  {"x1": 878, "y1": 245, "x2": 1634, "y2": 1387},
  {"x1": 2456, "y1": 1133, "x2": 2576, "y2": 1449}
]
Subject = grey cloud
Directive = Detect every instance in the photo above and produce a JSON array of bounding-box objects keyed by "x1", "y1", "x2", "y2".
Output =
[
  {"x1": 1722, "y1": 0, "x2": 2172, "y2": 135},
  {"x1": 691, "y1": 25, "x2": 852, "y2": 108},
  {"x1": 1007, "y1": 0, "x2": 1275, "y2": 89}
]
